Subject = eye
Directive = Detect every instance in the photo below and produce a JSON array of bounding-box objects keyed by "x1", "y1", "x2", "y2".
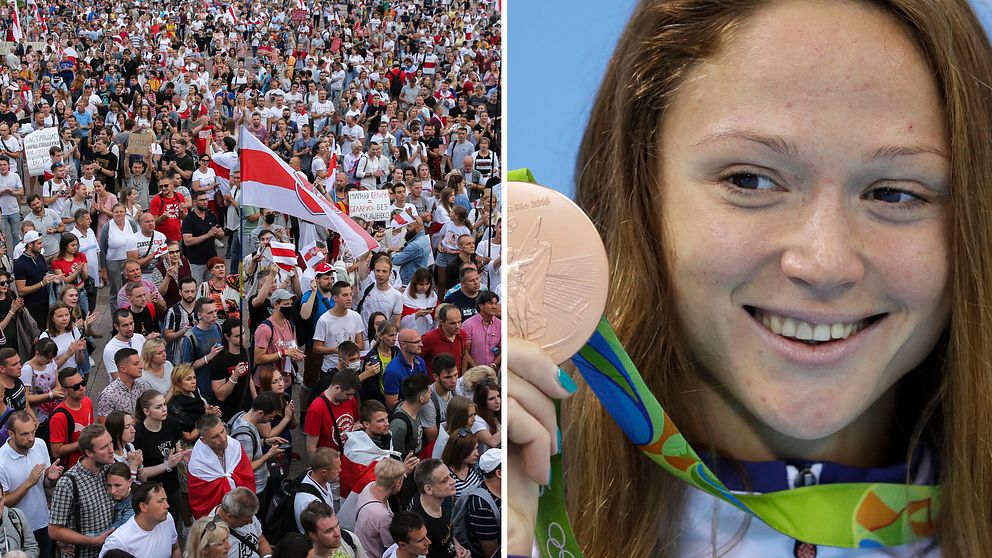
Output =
[
  {"x1": 725, "y1": 172, "x2": 777, "y2": 191},
  {"x1": 866, "y1": 187, "x2": 921, "y2": 205}
]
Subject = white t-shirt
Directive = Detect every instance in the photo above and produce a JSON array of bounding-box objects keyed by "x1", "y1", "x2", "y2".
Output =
[
  {"x1": 125, "y1": 230, "x2": 167, "y2": 264},
  {"x1": 356, "y1": 281, "x2": 404, "y2": 326},
  {"x1": 313, "y1": 310, "x2": 365, "y2": 371},
  {"x1": 103, "y1": 333, "x2": 147, "y2": 378},
  {"x1": 293, "y1": 472, "x2": 336, "y2": 533},
  {"x1": 39, "y1": 327, "x2": 84, "y2": 369},
  {"x1": 0, "y1": 439, "x2": 52, "y2": 530},
  {"x1": 192, "y1": 168, "x2": 218, "y2": 196},
  {"x1": 99, "y1": 514, "x2": 178, "y2": 558},
  {"x1": 0, "y1": 171, "x2": 21, "y2": 216}
]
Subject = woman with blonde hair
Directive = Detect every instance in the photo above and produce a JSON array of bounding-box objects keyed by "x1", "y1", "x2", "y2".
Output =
[
  {"x1": 508, "y1": 0, "x2": 992, "y2": 556},
  {"x1": 185, "y1": 517, "x2": 231, "y2": 558},
  {"x1": 139, "y1": 338, "x2": 173, "y2": 396},
  {"x1": 455, "y1": 364, "x2": 496, "y2": 399}
]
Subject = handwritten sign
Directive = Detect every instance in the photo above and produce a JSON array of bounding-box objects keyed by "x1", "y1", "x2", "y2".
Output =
[
  {"x1": 348, "y1": 189, "x2": 390, "y2": 221},
  {"x1": 127, "y1": 131, "x2": 155, "y2": 157},
  {"x1": 23, "y1": 127, "x2": 59, "y2": 177}
]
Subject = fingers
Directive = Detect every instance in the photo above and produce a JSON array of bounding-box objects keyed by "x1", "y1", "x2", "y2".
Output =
[
  {"x1": 507, "y1": 338, "x2": 578, "y2": 400},
  {"x1": 507, "y1": 395, "x2": 552, "y2": 486},
  {"x1": 51, "y1": 458, "x2": 60, "y2": 467},
  {"x1": 509, "y1": 370, "x2": 559, "y2": 455}
]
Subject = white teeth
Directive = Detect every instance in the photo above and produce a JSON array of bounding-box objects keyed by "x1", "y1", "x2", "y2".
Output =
[
  {"x1": 812, "y1": 324, "x2": 831, "y2": 342},
  {"x1": 795, "y1": 321, "x2": 814, "y2": 341},
  {"x1": 752, "y1": 309, "x2": 867, "y2": 343}
]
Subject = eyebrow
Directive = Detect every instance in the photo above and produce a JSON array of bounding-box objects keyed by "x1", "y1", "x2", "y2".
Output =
[{"x1": 692, "y1": 130, "x2": 948, "y2": 163}]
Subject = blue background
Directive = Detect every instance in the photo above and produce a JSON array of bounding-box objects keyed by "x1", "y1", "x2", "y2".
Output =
[{"x1": 507, "y1": 0, "x2": 992, "y2": 197}]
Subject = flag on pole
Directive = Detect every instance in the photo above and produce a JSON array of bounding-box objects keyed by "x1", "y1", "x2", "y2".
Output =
[
  {"x1": 299, "y1": 240, "x2": 323, "y2": 270},
  {"x1": 210, "y1": 150, "x2": 238, "y2": 195},
  {"x1": 9, "y1": 2, "x2": 23, "y2": 43},
  {"x1": 226, "y1": 4, "x2": 238, "y2": 24},
  {"x1": 240, "y1": 126, "x2": 378, "y2": 257},
  {"x1": 269, "y1": 241, "x2": 298, "y2": 272}
]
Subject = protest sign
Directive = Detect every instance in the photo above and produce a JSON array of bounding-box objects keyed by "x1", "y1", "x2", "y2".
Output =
[
  {"x1": 23, "y1": 127, "x2": 59, "y2": 177},
  {"x1": 348, "y1": 189, "x2": 391, "y2": 221}
]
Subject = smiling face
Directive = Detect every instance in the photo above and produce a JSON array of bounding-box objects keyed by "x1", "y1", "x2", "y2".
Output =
[{"x1": 659, "y1": 1, "x2": 951, "y2": 455}]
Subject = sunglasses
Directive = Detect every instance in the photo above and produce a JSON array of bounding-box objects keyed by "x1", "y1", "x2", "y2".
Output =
[
  {"x1": 63, "y1": 377, "x2": 87, "y2": 391},
  {"x1": 0, "y1": 281, "x2": 9, "y2": 286}
]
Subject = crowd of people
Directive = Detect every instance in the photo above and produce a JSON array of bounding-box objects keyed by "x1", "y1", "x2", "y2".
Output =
[{"x1": 0, "y1": 0, "x2": 502, "y2": 557}]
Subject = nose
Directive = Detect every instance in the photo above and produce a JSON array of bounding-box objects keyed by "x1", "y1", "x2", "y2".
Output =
[{"x1": 779, "y1": 190, "x2": 865, "y2": 293}]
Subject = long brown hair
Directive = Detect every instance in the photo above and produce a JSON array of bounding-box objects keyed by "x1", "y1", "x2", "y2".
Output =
[{"x1": 567, "y1": 0, "x2": 992, "y2": 555}]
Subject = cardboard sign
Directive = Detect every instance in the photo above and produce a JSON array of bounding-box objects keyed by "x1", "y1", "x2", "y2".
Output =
[
  {"x1": 23, "y1": 127, "x2": 59, "y2": 177},
  {"x1": 291, "y1": 8, "x2": 308, "y2": 21},
  {"x1": 348, "y1": 189, "x2": 390, "y2": 221},
  {"x1": 127, "y1": 131, "x2": 155, "y2": 157}
]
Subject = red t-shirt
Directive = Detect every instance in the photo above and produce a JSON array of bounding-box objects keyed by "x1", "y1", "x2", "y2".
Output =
[
  {"x1": 304, "y1": 394, "x2": 358, "y2": 452},
  {"x1": 50, "y1": 254, "x2": 88, "y2": 288},
  {"x1": 149, "y1": 192, "x2": 186, "y2": 242},
  {"x1": 421, "y1": 327, "x2": 467, "y2": 378},
  {"x1": 49, "y1": 397, "x2": 95, "y2": 468},
  {"x1": 195, "y1": 125, "x2": 215, "y2": 158}
]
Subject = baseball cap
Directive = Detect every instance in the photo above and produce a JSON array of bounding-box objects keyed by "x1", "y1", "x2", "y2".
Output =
[
  {"x1": 478, "y1": 448, "x2": 502, "y2": 474},
  {"x1": 22, "y1": 230, "x2": 41, "y2": 244},
  {"x1": 313, "y1": 262, "x2": 334, "y2": 276},
  {"x1": 270, "y1": 288, "x2": 294, "y2": 303}
]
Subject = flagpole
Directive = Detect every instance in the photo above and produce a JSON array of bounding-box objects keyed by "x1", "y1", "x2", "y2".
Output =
[{"x1": 238, "y1": 126, "x2": 245, "y2": 329}]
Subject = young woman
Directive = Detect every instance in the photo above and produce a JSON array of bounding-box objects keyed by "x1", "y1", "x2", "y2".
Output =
[
  {"x1": 91, "y1": 179, "x2": 119, "y2": 236},
  {"x1": 134, "y1": 389, "x2": 190, "y2": 531},
  {"x1": 432, "y1": 396, "x2": 476, "y2": 460},
  {"x1": 434, "y1": 205, "x2": 470, "y2": 289},
  {"x1": 119, "y1": 186, "x2": 142, "y2": 221},
  {"x1": 472, "y1": 380, "x2": 500, "y2": 453},
  {"x1": 50, "y1": 233, "x2": 90, "y2": 312},
  {"x1": 361, "y1": 320, "x2": 397, "y2": 404},
  {"x1": 256, "y1": 367, "x2": 298, "y2": 442},
  {"x1": 105, "y1": 410, "x2": 140, "y2": 466},
  {"x1": 0, "y1": 270, "x2": 23, "y2": 355},
  {"x1": 508, "y1": 1, "x2": 992, "y2": 555},
  {"x1": 168, "y1": 364, "x2": 219, "y2": 445},
  {"x1": 19, "y1": 338, "x2": 62, "y2": 421},
  {"x1": 39, "y1": 302, "x2": 86, "y2": 372},
  {"x1": 441, "y1": 429, "x2": 483, "y2": 503},
  {"x1": 140, "y1": 338, "x2": 174, "y2": 397},
  {"x1": 365, "y1": 312, "x2": 388, "y2": 353},
  {"x1": 400, "y1": 267, "x2": 437, "y2": 334}
]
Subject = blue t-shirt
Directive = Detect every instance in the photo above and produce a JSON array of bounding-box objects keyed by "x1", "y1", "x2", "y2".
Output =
[{"x1": 383, "y1": 354, "x2": 428, "y2": 396}]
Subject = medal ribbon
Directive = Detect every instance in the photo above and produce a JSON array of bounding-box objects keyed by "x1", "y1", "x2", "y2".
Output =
[{"x1": 535, "y1": 318, "x2": 940, "y2": 555}]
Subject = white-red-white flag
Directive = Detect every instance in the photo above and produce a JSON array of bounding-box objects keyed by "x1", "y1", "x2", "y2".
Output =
[
  {"x1": 210, "y1": 150, "x2": 238, "y2": 195},
  {"x1": 240, "y1": 126, "x2": 378, "y2": 257},
  {"x1": 299, "y1": 240, "x2": 323, "y2": 270},
  {"x1": 269, "y1": 240, "x2": 298, "y2": 272},
  {"x1": 389, "y1": 210, "x2": 412, "y2": 229},
  {"x1": 9, "y1": 3, "x2": 23, "y2": 42},
  {"x1": 226, "y1": 4, "x2": 237, "y2": 24}
]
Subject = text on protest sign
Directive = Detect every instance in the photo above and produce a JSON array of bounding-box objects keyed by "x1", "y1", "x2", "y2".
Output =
[
  {"x1": 23, "y1": 128, "x2": 60, "y2": 177},
  {"x1": 348, "y1": 189, "x2": 391, "y2": 221}
]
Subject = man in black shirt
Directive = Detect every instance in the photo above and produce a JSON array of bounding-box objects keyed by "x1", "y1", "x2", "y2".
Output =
[
  {"x1": 443, "y1": 267, "x2": 481, "y2": 321},
  {"x1": 181, "y1": 190, "x2": 223, "y2": 283},
  {"x1": 209, "y1": 319, "x2": 252, "y2": 421},
  {"x1": 13, "y1": 230, "x2": 55, "y2": 327},
  {"x1": 92, "y1": 137, "x2": 118, "y2": 193},
  {"x1": 125, "y1": 282, "x2": 160, "y2": 337},
  {"x1": 163, "y1": 139, "x2": 196, "y2": 189}
]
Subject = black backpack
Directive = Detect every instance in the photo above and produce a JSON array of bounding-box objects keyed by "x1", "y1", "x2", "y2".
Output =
[
  {"x1": 389, "y1": 408, "x2": 420, "y2": 457},
  {"x1": 37, "y1": 408, "x2": 74, "y2": 462},
  {"x1": 262, "y1": 472, "x2": 325, "y2": 544}
]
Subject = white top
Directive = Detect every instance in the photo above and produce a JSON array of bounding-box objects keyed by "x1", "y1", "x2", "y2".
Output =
[
  {"x1": 313, "y1": 310, "x2": 365, "y2": 371},
  {"x1": 192, "y1": 168, "x2": 218, "y2": 196},
  {"x1": 383, "y1": 544, "x2": 425, "y2": 558},
  {"x1": 102, "y1": 333, "x2": 147, "y2": 378},
  {"x1": 99, "y1": 514, "x2": 177, "y2": 558},
  {"x1": 106, "y1": 220, "x2": 135, "y2": 262},
  {"x1": 293, "y1": 472, "x2": 336, "y2": 533},
  {"x1": 125, "y1": 230, "x2": 167, "y2": 262},
  {"x1": 73, "y1": 226, "x2": 101, "y2": 287},
  {"x1": 39, "y1": 327, "x2": 84, "y2": 369},
  {"x1": 0, "y1": 438, "x2": 52, "y2": 530},
  {"x1": 0, "y1": 172, "x2": 21, "y2": 216}
]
